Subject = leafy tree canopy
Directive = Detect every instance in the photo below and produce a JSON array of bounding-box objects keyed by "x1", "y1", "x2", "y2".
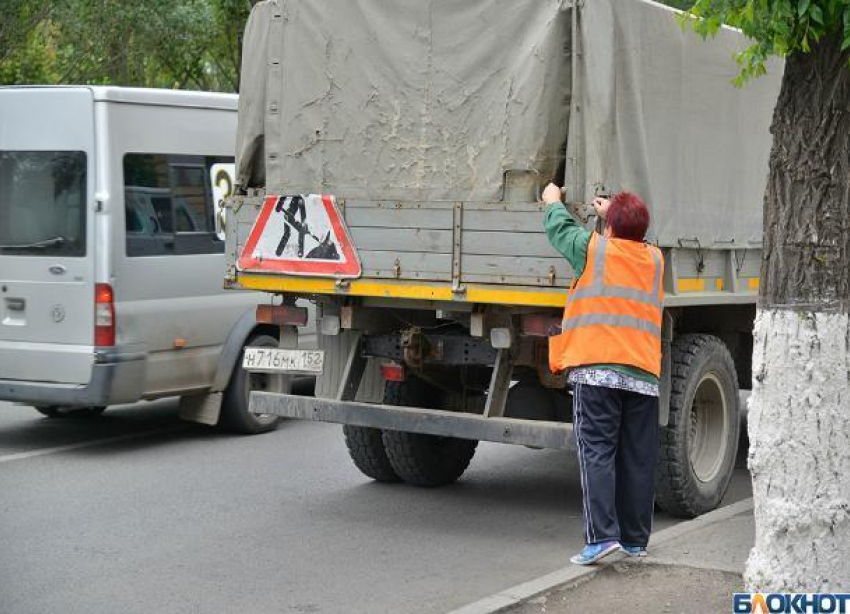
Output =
[
  {"x1": 0, "y1": 0, "x2": 251, "y2": 91},
  {"x1": 680, "y1": 0, "x2": 850, "y2": 82}
]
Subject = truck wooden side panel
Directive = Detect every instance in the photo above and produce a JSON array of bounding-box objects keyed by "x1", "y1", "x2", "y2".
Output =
[{"x1": 225, "y1": 196, "x2": 760, "y2": 309}]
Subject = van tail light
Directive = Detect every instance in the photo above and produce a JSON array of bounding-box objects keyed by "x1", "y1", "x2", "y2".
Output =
[
  {"x1": 95, "y1": 283, "x2": 115, "y2": 347},
  {"x1": 380, "y1": 362, "x2": 406, "y2": 382}
]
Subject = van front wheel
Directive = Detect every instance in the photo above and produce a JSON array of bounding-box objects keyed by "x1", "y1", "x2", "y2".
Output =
[{"x1": 220, "y1": 334, "x2": 288, "y2": 434}]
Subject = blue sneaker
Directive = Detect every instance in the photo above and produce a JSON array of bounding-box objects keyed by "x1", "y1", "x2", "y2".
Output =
[
  {"x1": 569, "y1": 540, "x2": 621, "y2": 565},
  {"x1": 621, "y1": 544, "x2": 648, "y2": 558}
]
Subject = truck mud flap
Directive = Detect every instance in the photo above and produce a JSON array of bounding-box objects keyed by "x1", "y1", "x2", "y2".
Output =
[{"x1": 250, "y1": 391, "x2": 574, "y2": 450}]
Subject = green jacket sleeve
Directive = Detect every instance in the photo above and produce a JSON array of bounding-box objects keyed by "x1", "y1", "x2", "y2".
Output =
[{"x1": 543, "y1": 201, "x2": 591, "y2": 279}]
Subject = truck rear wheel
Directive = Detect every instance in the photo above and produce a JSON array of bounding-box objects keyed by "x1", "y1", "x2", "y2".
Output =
[
  {"x1": 380, "y1": 379, "x2": 478, "y2": 487},
  {"x1": 656, "y1": 334, "x2": 740, "y2": 518},
  {"x1": 220, "y1": 333, "x2": 287, "y2": 435},
  {"x1": 343, "y1": 425, "x2": 400, "y2": 482}
]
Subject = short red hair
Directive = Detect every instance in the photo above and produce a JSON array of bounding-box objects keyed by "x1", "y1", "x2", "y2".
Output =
[{"x1": 607, "y1": 192, "x2": 649, "y2": 241}]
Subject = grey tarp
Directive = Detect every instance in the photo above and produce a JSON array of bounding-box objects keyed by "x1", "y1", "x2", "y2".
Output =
[
  {"x1": 236, "y1": 0, "x2": 572, "y2": 202},
  {"x1": 236, "y1": 0, "x2": 782, "y2": 246},
  {"x1": 568, "y1": 0, "x2": 782, "y2": 246}
]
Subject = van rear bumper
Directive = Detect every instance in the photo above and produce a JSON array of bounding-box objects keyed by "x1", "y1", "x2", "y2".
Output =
[{"x1": 0, "y1": 346, "x2": 146, "y2": 407}]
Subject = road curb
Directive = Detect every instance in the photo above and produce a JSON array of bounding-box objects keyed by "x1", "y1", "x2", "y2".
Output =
[{"x1": 446, "y1": 497, "x2": 754, "y2": 614}]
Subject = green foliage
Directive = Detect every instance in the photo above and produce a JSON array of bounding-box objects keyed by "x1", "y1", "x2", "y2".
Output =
[
  {"x1": 0, "y1": 1, "x2": 54, "y2": 83},
  {"x1": 678, "y1": 0, "x2": 850, "y2": 83},
  {"x1": 0, "y1": 0, "x2": 253, "y2": 92},
  {"x1": 0, "y1": 1, "x2": 50, "y2": 63}
]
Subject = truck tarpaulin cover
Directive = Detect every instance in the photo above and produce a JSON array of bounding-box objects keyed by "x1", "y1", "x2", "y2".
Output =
[
  {"x1": 236, "y1": 0, "x2": 782, "y2": 247},
  {"x1": 236, "y1": 0, "x2": 571, "y2": 201}
]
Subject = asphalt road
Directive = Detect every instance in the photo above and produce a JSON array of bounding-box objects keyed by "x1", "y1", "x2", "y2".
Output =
[{"x1": 0, "y1": 399, "x2": 752, "y2": 614}]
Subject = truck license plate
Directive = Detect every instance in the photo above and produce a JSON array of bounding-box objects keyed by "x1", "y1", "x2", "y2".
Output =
[{"x1": 242, "y1": 348, "x2": 324, "y2": 374}]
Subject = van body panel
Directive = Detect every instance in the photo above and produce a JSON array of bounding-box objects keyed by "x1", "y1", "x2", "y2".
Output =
[
  {"x1": 0, "y1": 88, "x2": 96, "y2": 385},
  {"x1": 0, "y1": 86, "x2": 314, "y2": 410},
  {"x1": 1, "y1": 341, "x2": 95, "y2": 383},
  {"x1": 117, "y1": 292, "x2": 256, "y2": 397},
  {"x1": 102, "y1": 100, "x2": 258, "y2": 396},
  {"x1": 90, "y1": 86, "x2": 238, "y2": 111},
  {"x1": 0, "y1": 347, "x2": 146, "y2": 406}
]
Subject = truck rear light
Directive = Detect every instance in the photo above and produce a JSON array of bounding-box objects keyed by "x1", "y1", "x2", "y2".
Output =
[
  {"x1": 95, "y1": 283, "x2": 115, "y2": 347},
  {"x1": 521, "y1": 313, "x2": 563, "y2": 337},
  {"x1": 256, "y1": 304, "x2": 308, "y2": 326},
  {"x1": 380, "y1": 362, "x2": 406, "y2": 382}
]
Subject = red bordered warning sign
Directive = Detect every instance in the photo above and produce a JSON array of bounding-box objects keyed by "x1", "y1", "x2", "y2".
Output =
[{"x1": 237, "y1": 194, "x2": 362, "y2": 278}]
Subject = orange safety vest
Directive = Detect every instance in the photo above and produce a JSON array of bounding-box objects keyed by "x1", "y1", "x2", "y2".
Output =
[{"x1": 549, "y1": 233, "x2": 664, "y2": 377}]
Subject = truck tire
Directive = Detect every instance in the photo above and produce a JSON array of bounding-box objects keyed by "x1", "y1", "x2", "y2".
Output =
[
  {"x1": 656, "y1": 334, "x2": 740, "y2": 518},
  {"x1": 380, "y1": 379, "x2": 478, "y2": 487},
  {"x1": 343, "y1": 425, "x2": 400, "y2": 482},
  {"x1": 220, "y1": 333, "x2": 287, "y2": 435},
  {"x1": 35, "y1": 406, "x2": 106, "y2": 418}
]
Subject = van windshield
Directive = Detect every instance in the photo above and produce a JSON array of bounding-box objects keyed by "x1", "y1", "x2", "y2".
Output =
[{"x1": 0, "y1": 151, "x2": 87, "y2": 257}]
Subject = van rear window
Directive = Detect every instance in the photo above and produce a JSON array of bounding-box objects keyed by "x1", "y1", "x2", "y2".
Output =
[
  {"x1": 124, "y1": 153, "x2": 233, "y2": 257},
  {"x1": 0, "y1": 151, "x2": 87, "y2": 257}
]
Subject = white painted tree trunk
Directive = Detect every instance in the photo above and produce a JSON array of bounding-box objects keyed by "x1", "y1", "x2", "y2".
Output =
[{"x1": 745, "y1": 309, "x2": 850, "y2": 590}]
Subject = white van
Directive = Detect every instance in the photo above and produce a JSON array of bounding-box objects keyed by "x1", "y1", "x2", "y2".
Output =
[{"x1": 0, "y1": 86, "x2": 312, "y2": 433}]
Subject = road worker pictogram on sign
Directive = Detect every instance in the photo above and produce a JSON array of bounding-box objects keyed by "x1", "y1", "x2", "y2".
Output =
[{"x1": 237, "y1": 194, "x2": 362, "y2": 278}]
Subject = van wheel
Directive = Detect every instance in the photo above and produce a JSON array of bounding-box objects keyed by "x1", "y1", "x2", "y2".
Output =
[
  {"x1": 220, "y1": 334, "x2": 288, "y2": 434},
  {"x1": 35, "y1": 406, "x2": 106, "y2": 418},
  {"x1": 655, "y1": 334, "x2": 740, "y2": 518}
]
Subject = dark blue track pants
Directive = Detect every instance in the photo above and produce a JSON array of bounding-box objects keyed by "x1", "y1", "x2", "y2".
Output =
[{"x1": 572, "y1": 383, "x2": 659, "y2": 547}]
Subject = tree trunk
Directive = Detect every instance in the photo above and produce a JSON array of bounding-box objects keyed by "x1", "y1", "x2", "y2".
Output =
[{"x1": 746, "y1": 33, "x2": 850, "y2": 590}]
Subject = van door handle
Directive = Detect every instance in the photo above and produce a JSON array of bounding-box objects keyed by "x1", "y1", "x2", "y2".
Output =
[
  {"x1": 49, "y1": 264, "x2": 67, "y2": 276},
  {"x1": 6, "y1": 298, "x2": 25, "y2": 311}
]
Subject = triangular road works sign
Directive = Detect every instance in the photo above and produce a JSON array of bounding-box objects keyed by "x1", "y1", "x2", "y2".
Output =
[{"x1": 238, "y1": 194, "x2": 362, "y2": 278}]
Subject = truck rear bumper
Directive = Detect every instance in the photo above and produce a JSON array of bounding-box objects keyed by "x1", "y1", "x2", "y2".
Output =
[
  {"x1": 0, "y1": 347, "x2": 147, "y2": 407},
  {"x1": 250, "y1": 391, "x2": 575, "y2": 450}
]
